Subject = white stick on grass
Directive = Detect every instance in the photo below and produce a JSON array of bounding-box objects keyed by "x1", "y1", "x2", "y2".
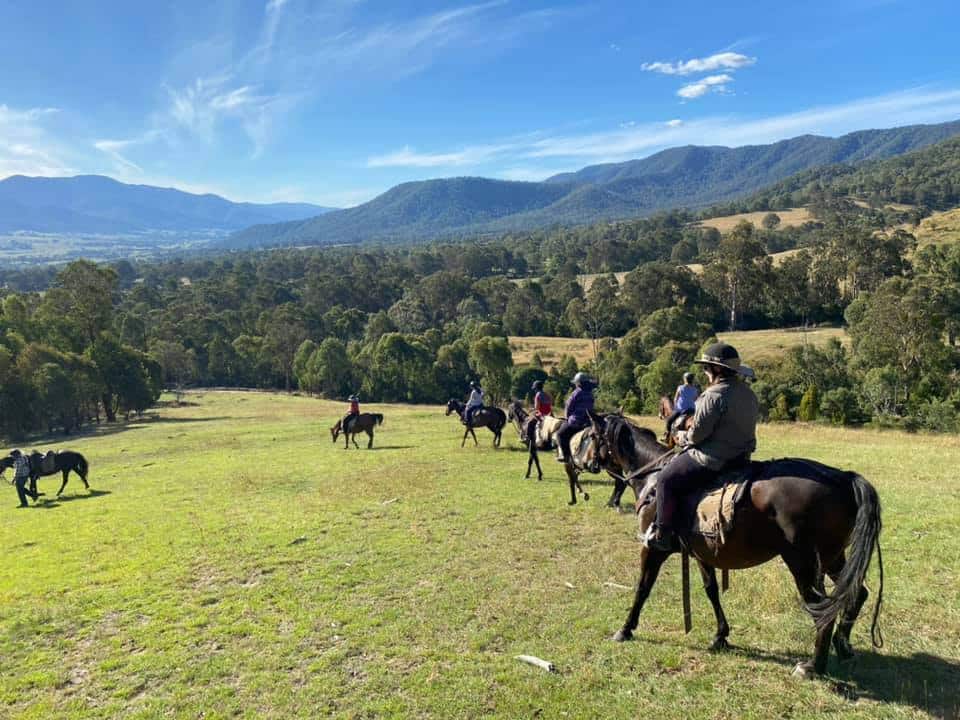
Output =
[{"x1": 515, "y1": 655, "x2": 556, "y2": 673}]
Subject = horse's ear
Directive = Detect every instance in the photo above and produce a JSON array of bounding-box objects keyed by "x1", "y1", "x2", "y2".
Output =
[{"x1": 617, "y1": 405, "x2": 624, "y2": 416}]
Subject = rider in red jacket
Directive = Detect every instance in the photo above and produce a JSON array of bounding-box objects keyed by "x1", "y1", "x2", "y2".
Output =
[{"x1": 532, "y1": 380, "x2": 552, "y2": 417}]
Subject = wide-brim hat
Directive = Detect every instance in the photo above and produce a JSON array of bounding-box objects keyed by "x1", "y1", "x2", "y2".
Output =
[{"x1": 693, "y1": 342, "x2": 741, "y2": 371}]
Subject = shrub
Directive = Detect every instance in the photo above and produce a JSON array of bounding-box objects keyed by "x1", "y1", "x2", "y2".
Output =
[{"x1": 798, "y1": 385, "x2": 820, "y2": 421}]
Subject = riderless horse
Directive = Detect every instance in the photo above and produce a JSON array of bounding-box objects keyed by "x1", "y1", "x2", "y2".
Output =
[
  {"x1": 585, "y1": 414, "x2": 884, "y2": 679},
  {"x1": 445, "y1": 399, "x2": 506, "y2": 448}
]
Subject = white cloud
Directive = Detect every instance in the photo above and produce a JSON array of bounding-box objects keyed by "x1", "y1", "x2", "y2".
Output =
[
  {"x1": 677, "y1": 74, "x2": 733, "y2": 99},
  {"x1": 642, "y1": 52, "x2": 756, "y2": 76},
  {"x1": 0, "y1": 105, "x2": 73, "y2": 178},
  {"x1": 363, "y1": 87, "x2": 960, "y2": 171}
]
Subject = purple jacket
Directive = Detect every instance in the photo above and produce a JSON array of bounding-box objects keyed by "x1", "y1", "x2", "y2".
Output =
[{"x1": 564, "y1": 387, "x2": 595, "y2": 426}]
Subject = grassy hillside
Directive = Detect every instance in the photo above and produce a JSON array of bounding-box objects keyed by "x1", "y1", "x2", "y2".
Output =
[
  {"x1": 718, "y1": 327, "x2": 849, "y2": 363},
  {"x1": 1, "y1": 391, "x2": 956, "y2": 718},
  {"x1": 697, "y1": 207, "x2": 814, "y2": 232},
  {"x1": 915, "y1": 207, "x2": 960, "y2": 246},
  {"x1": 0, "y1": 391, "x2": 956, "y2": 718},
  {"x1": 509, "y1": 336, "x2": 596, "y2": 367}
]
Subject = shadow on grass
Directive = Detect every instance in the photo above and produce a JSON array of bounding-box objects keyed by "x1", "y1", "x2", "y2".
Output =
[
  {"x1": 722, "y1": 643, "x2": 959, "y2": 717},
  {"x1": 19, "y1": 415, "x2": 234, "y2": 445},
  {"x1": 28, "y1": 489, "x2": 112, "y2": 509},
  {"x1": 366, "y1": 445, "x2": 416, "y2": 451}
]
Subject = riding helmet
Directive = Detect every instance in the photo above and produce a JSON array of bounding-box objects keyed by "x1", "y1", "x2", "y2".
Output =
[
  {"x1": 693, "y1": 342, "x2": 741, "y2": 371},
  {"x1": 531, "y1": 380, "x2": 544, "y2": 391},
  {"x1": 572, "y1": 371, "x2": 592, "y2": 387}
]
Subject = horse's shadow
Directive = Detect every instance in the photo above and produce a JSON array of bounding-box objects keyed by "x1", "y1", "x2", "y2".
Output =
[
  {"x1": 722, "y1": 643, "x2": 959, "y2": 717},
  {"x1": 30, "y1": 489, "x2": 111, "y2": 509},
  {"x1": 366, "y1": 445, "x2": 415, "y2": 451}
]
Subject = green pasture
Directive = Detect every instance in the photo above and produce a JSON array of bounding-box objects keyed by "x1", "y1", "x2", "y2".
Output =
[{"x1": 1, "y1": 392, "x2": 957, "y2": 719}]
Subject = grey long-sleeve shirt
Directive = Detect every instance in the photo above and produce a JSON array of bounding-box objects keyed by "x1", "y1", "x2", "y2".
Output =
[{"x1": 675, "y1": 376, "x2": 759, "y2": 470}]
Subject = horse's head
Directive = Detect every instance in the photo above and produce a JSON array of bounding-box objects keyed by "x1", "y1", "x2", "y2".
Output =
[
  {"x1": 445, "y1": 399, "x2": 458, "y2": 416},
  {"x1": 507, "y1": 399, "x2": 523, "y2": 422},
  {"x1": 582, "y1": 411, "x2": 609, "y2": 474},
  {"x1": 330, "y1": 421, "x2": 341, "y2": 442},
  {"x1": 0, "y1": 456, "x2": 12, "y2": 475}
]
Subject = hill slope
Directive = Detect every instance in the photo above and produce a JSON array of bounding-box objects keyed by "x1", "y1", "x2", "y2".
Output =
[
  {"x1": 0, "y1": 174, "x2": 335, "y2": 234},
  {"x1": 227, "y1": 119, "x2": 960, "y2": 248}
]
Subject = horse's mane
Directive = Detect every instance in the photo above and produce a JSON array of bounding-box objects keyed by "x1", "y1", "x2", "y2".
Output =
[{"x1": 605, "y1": 415, "x2": 665, "y2": 471}]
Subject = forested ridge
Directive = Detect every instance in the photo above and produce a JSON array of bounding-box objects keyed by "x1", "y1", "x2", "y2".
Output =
[{"x1": 3, "y1": 135, "x2": 960, "y2": 437}]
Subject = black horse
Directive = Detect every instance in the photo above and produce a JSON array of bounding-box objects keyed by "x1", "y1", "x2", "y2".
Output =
[
  {"x1": 1, "y1": 450, "x2": 90, "y2": 498},
  {"x1": 586, "y1": 414, "x2": 884, "y2": 678},
  {"x1": 445, "y1": 399, "x2": 506, "y2": 448}
]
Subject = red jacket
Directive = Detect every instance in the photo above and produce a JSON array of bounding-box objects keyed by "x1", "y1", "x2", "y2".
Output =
[
  {"x1": 349, "y1": 400, "x2": 359, "y2": 414},
  {"x1": 534, "y1": 391, "x2": 552, "y2": 416}
]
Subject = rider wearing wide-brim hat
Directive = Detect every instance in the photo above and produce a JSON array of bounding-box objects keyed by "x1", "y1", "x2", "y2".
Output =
[
  {"x1": 555, "y1": 372, "x2": 597, "y2": 464},
  {"x1": 646, "y1": 342, "x2": 759, "y2": 551}
]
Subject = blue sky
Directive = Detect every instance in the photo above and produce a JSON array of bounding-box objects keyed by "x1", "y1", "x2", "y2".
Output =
[{"x1": 1, "y1": 0, "x2": 959, "y2": 207}]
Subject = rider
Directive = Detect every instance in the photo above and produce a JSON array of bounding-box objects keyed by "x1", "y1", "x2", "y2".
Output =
[
  {"x1": 646, "y1": 342, "x2": 759, "y2": 551},
  {"x1": 464, "y1": 381, "x2": 484, "y2": 426},
  {"x1": 342, "y1": 394, "x2": 360, "y2": 433},
  {"x1": 665, "y1": 372, "x2": 699, "y2": 436},
  {"x1": 10, "y1": 449, "x2": 34, "y2": 508},
  {"x1": 555, "y1": 372, "x2": 596, "y2": 464},
  {"x1": 532, "y1": 380, "x2": 552, "y2": 418}
]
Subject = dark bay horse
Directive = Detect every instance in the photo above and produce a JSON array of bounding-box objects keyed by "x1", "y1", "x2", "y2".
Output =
[
  {"x1": 331, "y1": 413, "x2": 383, "y2": 449},
  {"x1": 1, "y1": 450, "x2": 90, "y2": 497},
  {"x1": 657, "y1": 395, "x2": 673, "y2": 420},
  {"x1": 589, "y1": 414, "x2": 884, "y2": 679},
  {"x1": 506, "y1": 401, "x2": 563, "y2": 481},
  {"x1": 445, "y1": 399, "x2": 505, "y2": 448}
]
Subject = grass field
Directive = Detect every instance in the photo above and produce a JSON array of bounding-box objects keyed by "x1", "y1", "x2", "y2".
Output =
[
  {"x1": 509, "y1": 336, "x2": 596, "y2": 367},
  {"x1": 915, "y1": 208, "x2": 960, "y2": 247},
  {"x1": 718, "y1": 326, "x2": 850, "y2": 363},
  {"x1": 1, "y1": 391, "x2": 958, "y2": 719},
  {"x1": 696, "y1": 208, "x2": 815, "y2": 233}
]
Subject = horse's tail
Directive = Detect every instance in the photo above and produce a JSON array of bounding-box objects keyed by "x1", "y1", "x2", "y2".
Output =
[
  {"x1": 77, "y1": 453, "x2": 89, "y2": 479},
  {"x1": 808, "y1": 473, "x2": 884, "y2": 647},
  {"x1": 374, "y1": 414, "x2": 384, "y2": 426}
]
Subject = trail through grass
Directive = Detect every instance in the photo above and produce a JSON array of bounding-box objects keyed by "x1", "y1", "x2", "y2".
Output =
[{"x1": 1, "y1": 392, "x2": 957, "y2": 718}]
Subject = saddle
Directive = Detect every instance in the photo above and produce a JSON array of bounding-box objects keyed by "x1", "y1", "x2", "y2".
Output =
[
  {"x1": 638, "y1": 459, "x2": 765, "y2": 550},
  {"x1": 40, "y1": 451, "x2": 57, "y2": 474}
]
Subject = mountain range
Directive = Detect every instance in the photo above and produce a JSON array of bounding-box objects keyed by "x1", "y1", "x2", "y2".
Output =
[
  {"x1": 0, "y1": 175, "x2": 334, "y2": 235},
  {"x1": 226, "y1": 119, "x2": 960, "y2": 249}
]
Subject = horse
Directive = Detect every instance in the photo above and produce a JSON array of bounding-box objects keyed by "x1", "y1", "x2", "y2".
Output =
[
  {"x1": 330, "y1": 413, "x2": 384, "y2": 449},
  {"x1": 506, "y1": 400, "x2": 564, "y2": 481},
  {"x1": 0, "y1": 450, "x2": 91, "y2": 497},
  {"x1": 586, "y1": 414, "x2": 884, "y2": 679},
  {"x1": 445, "y1": 399, "x2": 506, "y2": 448},
  {"x1": 657, "y1": 395, "x2": 673, "y2": 420}
]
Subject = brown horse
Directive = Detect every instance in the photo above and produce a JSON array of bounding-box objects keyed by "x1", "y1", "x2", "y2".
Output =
[
  {"x1": 589, "y1": 414, "x2": 884, "y2": 678},
  {"x1": 657, "y1": 395, "x2": 673, "y2": 420},
  {"x1": 445, "y1": 399, "x2": 506, "y2": 448},
  {"x1": 330, "y1": 413, "x2": 384, "y2": 449}
]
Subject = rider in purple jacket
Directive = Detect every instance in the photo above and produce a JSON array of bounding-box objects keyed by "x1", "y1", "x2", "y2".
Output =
[{"x1": 556, "y1": 372, "x2": 596, "y2": 463}]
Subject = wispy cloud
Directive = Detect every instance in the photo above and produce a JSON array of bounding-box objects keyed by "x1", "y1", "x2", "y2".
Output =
[
  {"x1": 642, "y1": 52, "x2": 756, "y2": 76},
  {"x1": 677, "y1": 74, "x2": 733, "y2": 99},
  {"x1": 0, "y1": 105, "x2": 73, "y2": 178},
  {"x1": 364, "y1": 87, "x2": 960, "y2": 172}
]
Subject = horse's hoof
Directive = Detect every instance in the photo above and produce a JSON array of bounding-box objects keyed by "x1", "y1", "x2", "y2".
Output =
[
  {"x1": 568, "y1": 500, "x2": 577, "y2": 506},
  {"x1": 612, "y1": 629, "x2": 633, "y2": 642},
  {"x1": 709, "y1": 637, "x2": 729, "y2": 652},
  {"x1": 583, "y1": 493, "x2": 590, "y2": 502},
  {"x1": 792, "y1": 662, "x2": 816, "y2": 680}
]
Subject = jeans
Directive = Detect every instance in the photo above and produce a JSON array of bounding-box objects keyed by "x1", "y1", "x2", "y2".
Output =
[
  {"x1": 555, "y1": 420, "x2": 588, "y2": 460},
  {"x1": 14, "y1": 474, "x2": 32, "y2": 506},
  {"x1": 465, "y1": 406, "x2": 480, "y2": 425},
  {"x1": 654, "y1": 453, "x2": 715, "y2": 531}
]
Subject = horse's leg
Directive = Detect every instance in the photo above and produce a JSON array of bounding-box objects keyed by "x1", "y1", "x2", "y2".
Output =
[
  {"x1": 697, "y1": 560, "x2": 731, "y2": 651},
  {"x1": 470, "y1": 427, "x2": 478, "y2": 447},
  {"x1": 782, "y1": 549, "x2": 835, "y2": 678},
  {"x1": 351, "y1": 433, "x2": 360, "y2": 449},
  {"x1": 80, "y1": 465, "x2": 89, "y2": 489},
  {"x1": 532, "y1": 446, "x2": 543, "y2": 482},
  {"x1": 57, "y1": 469, "x2": 69, "y2": 496},
  {"x1": 614, "y1": 546, "x2": 670, "y2": 641},
  {"x1": 826, "y1": 552, "x2": 867, "y2": 662},
  {"x1": 607, "y1": 477, "x2": 626, "y2": 509},
  {"x1": 565, "y1": 465, "x2": 578, "y2": 505},
  {"x1": 525, "y1": 446, "x2": 534, "y2": 479},
  {"x1": 366, "y1": 428, "x2": 374, "y2": 449}
]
